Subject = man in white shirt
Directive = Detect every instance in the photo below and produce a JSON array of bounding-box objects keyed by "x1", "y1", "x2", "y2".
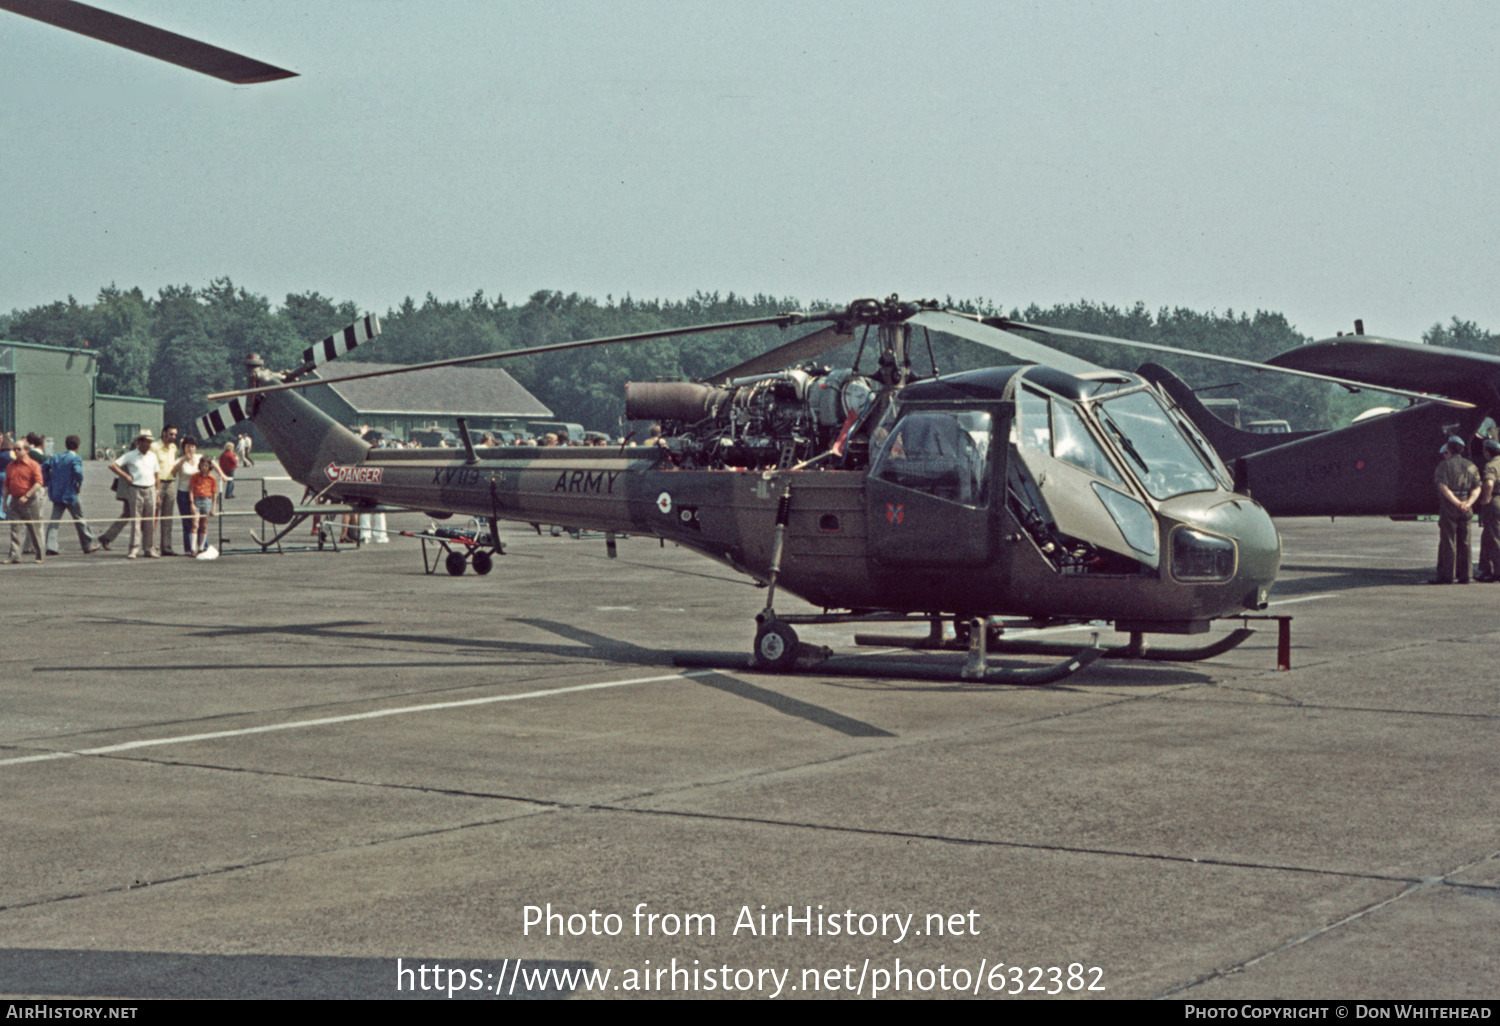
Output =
[{"x1": 98, "y1": 431, "x2": 162, "y2": 558}]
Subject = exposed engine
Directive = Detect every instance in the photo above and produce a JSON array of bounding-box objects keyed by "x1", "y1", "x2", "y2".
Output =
[{"x1": 625, "y1": 365, "x2": 879, "y2": 470}]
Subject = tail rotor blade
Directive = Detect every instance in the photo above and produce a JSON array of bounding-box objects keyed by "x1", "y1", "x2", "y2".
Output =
[
  {"x1": 195, "y1": 396, "x2": 253, "y2": 441},
  {"x1": 194, "y1": 314, "x2": 382, "y2": 435},
  {"x1": 291, "y1": 314, "x2": 382, "y2": 379}
]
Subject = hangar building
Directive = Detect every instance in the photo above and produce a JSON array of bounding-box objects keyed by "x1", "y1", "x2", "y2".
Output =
[
  {"x1": 301, "y1": 361, "x2": 552, "y2": 441},
  {"x1": 0, "y1": 340, "x2": 163, "y2": 457}
]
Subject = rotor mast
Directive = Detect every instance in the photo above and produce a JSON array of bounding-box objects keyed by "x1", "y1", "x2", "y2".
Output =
[{"x1": 876, "y1": 320, "x2": 913, "y2": 388}]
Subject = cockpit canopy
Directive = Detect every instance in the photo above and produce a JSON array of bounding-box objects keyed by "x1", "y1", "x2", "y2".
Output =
[
  {"x1": 887, "y1": 365, "x2": 1229, "y2": 503},
  {"x1": 1017, "y1": 372, "x2": 1227, "y2": 500}
]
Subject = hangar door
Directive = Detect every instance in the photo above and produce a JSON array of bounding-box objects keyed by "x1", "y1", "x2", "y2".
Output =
[{"x1": 0, "y1": 375, "x2": 13, "y2": 435}]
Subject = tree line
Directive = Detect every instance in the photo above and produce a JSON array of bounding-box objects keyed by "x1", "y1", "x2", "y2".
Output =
[{"x1": 3, "y1": 279, "x2": 1494, "y2": 437}]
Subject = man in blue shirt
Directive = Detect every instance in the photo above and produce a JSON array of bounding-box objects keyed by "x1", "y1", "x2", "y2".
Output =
[{"x1": 44, "y1": 434, "x2": 101, "y2": 555}]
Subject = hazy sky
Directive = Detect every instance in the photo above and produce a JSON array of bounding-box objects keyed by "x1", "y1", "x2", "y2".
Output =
[{"x1": 4, "y1": 0, "x2": 1498, "y2": 342}]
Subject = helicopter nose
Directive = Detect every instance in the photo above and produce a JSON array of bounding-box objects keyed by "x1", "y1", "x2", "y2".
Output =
[
  {"x1": 1232, "y1": 501, "x2": 1280, "y2": 610},
  {"x1": 1225, "y1": 498, "x2": 1280, "y2": 610},
  {"x1": 1166, "y1": 495, "x2": 1281, "y2": 613}
]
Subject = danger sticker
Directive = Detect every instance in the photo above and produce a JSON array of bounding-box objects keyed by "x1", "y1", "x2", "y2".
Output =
[{"x1": 325, "y1": 464, "x2": 384, "y2": 484}]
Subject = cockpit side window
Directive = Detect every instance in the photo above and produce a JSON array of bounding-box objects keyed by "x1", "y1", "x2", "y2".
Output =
[
  {"x1": 1018, "y1": 388, "x2": 1051, "y2": 452},
  {"x1": 872, "y1": 410, "x2": 992, "y2": 506},
  {"x1": 1051, "y1": 400, "x2": 1126, "y2": 485},
  {"x1": 1019, "y1": 385, "x2": 1125, "y2": 486}
]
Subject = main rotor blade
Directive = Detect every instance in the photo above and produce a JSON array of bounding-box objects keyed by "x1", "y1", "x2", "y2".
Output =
[
  {"x1": 1, "y1": 0, "x2": 298, "y2": 84},
  {"x1": 906, "y1": 310, "x2": 1102, "y2": 376},
  {"x1": 996, "y1": 318, "x2": 1475, "y2": 409},
  {"x1": 206, "y1": 312, "x2": 825, "y2": 402},
  {"x1": 710, "y1": 324, "x2": 850, "y2": 382}
]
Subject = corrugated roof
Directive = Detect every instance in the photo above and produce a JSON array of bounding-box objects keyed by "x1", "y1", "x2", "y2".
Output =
[
  {"x1": 0, "y1": 340, "x2": 97, "y2": 356},
  {"x1": 309, "y1": 361, "x2": 552, "y2": 417}
]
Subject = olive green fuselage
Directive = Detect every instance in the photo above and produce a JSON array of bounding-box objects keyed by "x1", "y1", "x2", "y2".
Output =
[
  {"x1": 252, "y1": 374, "x2": 1279, "y2": 625},
  {"x1": 324, "y1": 447, "x2": 1276, "y2": 623}
]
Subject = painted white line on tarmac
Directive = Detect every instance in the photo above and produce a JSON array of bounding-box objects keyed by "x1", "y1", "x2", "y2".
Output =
[
  {"x1": 0, "y1": 670, "x2": 711, "y2": 769},
  {"x1": 0, "y1": 751, "x2": 74, "y2": 767}
]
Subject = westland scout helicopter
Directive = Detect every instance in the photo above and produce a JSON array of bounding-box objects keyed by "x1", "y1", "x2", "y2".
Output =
[
  {"x1": 5, "y1": 2, "x2": 1278, "y2": 683},
  {"x1": 200, "y1": 297, "x2": 1297, "y2": 684}
]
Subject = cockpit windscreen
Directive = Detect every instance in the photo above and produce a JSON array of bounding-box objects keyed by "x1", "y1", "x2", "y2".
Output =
[{"x1": 1096, "y1": 391, "x2": 1219, "y2": 499}]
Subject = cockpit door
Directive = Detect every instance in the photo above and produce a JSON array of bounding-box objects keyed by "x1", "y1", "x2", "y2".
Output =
[
  {"x1": 1012, "y1": 387, "x2": 1160, "y2": 569},
  {"x1": 866, "y1": 409, "x2": 997, "y2": 567}
]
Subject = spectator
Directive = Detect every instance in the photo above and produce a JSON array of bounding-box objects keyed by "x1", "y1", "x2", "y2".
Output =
[
  {"x1": 43, "y1": 434, "x2": 101, "y2": 555},
  {"x1": 98, "y1": 431, "x2": 160, "y2": 558},
  {"x1": 189, "y1": 454, "x2": 221, "y2": 555},
  {"x1": 150, "y1": 425, "x2": 180, "y2": 555},
  {"x1": 172, "y1": 438, "x2": 226, "y2": 553},
  {"x1": 171, "y1": 437, "x2": 200, "y2": 553},
  {"x1": 0, "y1": 432, "x2": 12, "y2": 521},
  {"x1": 4, "y1": 438, "x2": 46, "y2": 564},
  {"x1": 21, "y1": 433, "x2": 48, "y2": 553},
  {"x1": 219, "y1": 442, "x2": 239, "y2": 499}
]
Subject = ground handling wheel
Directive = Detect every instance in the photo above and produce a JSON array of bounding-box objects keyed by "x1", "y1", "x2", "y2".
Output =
[
  {"x1": 471, "y1": 550, "x2": 494, "y2": 575},
  {"x1": 445, "y1": 551, "x2": 467, "y2": 576},
  {"x1": 753, "y1": 620, "x2": 800, "y2": 671}
]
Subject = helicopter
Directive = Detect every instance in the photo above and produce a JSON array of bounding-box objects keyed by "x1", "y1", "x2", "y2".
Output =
[
  {"x1": 185, "y1": 296, "x2": 1343, "y2": 685},
  {"x1": 25, "y1": 2, "x2": 1483, "y2": 680}
]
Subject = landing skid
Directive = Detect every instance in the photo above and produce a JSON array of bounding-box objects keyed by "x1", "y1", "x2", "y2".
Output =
[
  {"x1": 853, "y1": 626, "x2": 1258, "y2": 663},
  {"x1": 673, "y1": 605, "x2": 1267, "y2": 686},
  {"x1": 671, "y1": 643, "x2": 1104, "y2": 686}
]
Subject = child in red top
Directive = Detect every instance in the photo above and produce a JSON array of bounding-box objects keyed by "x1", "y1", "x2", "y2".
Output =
[
  {"x1": 218, "y1": 443, "x2": 238, "y2": 500},
  {"x1": 189, "y1": 456, "x2": 221, "y2": 554}
]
